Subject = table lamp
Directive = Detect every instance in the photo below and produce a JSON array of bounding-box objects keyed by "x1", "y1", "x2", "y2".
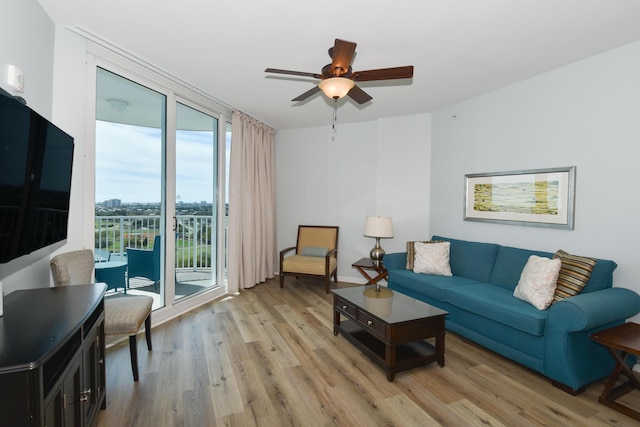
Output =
[{"x1": 364, "y1": 216, "x2": 393, "y2": 267}]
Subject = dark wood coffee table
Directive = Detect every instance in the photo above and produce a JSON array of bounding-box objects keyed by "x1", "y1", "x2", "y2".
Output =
[
  {"x1": 332, "y1": 285, "x2": 448, "y2": 381},
  {"x1": 591, "y1": 322, "x2": 640, "y2": 421}
]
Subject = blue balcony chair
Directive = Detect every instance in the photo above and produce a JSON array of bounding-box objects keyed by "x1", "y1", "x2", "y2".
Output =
[{"x1": 127, "y1": 235, "x2": 161, "y2": 291}]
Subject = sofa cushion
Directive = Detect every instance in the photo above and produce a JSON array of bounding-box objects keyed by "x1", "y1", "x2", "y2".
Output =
[
  {"x1": 513, "y1": 255, "x2": 561, "y2": 310},
  {"x1": 388, "y1": 269, "x2": 480, "y2": 302},
  {"x1": 447, "y1": 283, "x2": 549, "y2": 336},
  {"x1": 413, "y1": 241, "x2": 452, "y2": 276},
  {"x1": 552, "y1": 250, "x2": 596, "y2": 302},
  {"x1": 583, "y1": 258, "x2": 617, "y2": 293},
  {"x1": 431, "y1": 236, "x2": 499, "y2": 282},
  {"x1": 489, "y1": 245, "x2": 554, "y2": 290},
  {"x1": 406, "y1": 240, "x2": 444, "y2": 270}
]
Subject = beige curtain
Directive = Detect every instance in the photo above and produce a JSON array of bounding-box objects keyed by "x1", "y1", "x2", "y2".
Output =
[{"x1": 227, "y1": 111, "x2": 277, "y2": 293}]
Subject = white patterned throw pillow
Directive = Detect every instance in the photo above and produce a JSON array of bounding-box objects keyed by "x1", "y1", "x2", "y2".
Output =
[
  {"x1": 413, "y1": 241, "x2": 452, "y2": 276},
  {"x1": 513, "y1": 255, "x2": 562, "y2": 310}
]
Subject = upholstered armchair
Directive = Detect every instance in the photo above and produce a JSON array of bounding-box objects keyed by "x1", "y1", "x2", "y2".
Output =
[
  {"x1": 279, "y1": 225, "x2": 339, "y2": 293},
  {"x1": 50, "y1": 249, "x2": 153, "y2": 381},
  {"x1": 50, "y1": 249, "x2": 95, "y2": 286}
]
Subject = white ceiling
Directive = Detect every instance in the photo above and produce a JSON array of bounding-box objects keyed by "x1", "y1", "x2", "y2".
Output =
[{"x1": 38, "y1": 0, "x2": 640, "y2": 130}]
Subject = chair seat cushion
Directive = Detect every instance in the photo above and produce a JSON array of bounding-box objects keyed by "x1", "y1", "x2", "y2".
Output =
[
  {"x1": 105, "y1": 295, "x2": 153, "y2": 337},
  {"x1": 282, "y1": 255, "x2": 336, "y2": 275}
]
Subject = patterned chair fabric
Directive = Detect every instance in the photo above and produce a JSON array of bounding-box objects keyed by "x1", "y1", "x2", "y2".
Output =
[
  {"x1": 279, "y1": 225, "x2": 339, "y2": 293},
  {"x1": 50, "y1": 249, "x2": 95, "y2": 286}
]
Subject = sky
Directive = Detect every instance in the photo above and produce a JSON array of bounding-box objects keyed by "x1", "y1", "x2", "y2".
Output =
[{"x1": 95, "y1": 121, "x2": 231, "y2": 204}]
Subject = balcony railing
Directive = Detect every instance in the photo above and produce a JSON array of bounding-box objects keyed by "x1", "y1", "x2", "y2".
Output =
[{"x1": 95, "y1": 215, "x2": 219, "y2": 271}]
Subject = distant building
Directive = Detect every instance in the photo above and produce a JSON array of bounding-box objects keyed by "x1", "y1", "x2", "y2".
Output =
[{"x1": 105, "y1": 199, "x2": 121, "y2": 208}]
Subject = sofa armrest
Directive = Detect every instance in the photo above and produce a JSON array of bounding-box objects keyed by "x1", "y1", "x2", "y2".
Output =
[
  {"x1": 383, "y1": 252, "x2": 407, "y2": 271},
  {"x1": 543, "y1": 287, "x2": 640, "y2": 391},
  {"x1": 547, "y1": 287, "x2": 640, "y2": 332}
]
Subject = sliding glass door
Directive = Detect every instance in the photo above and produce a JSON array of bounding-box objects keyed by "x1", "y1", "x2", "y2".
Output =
[
  {"x1": 95, "y1": 67, "x2": 167, "y2": 308},
  {"x1": 174, "y1": 102, "x2": 218, "y2": 299},
  {"x1": 95, "y1": 66, "x2": 223, "y2": 310}
]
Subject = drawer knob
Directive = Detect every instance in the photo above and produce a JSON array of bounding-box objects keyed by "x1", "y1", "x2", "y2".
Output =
[
  {"x1": 367, "y1": 320, "x2": 373, "y2": 326},
  {"x1": 342, "y1": 305, "x2": 348, "y2": 310}
]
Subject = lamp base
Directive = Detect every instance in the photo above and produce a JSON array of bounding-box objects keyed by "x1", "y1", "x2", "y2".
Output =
[{"x1": 370, "y1": 237, "x2": 385, "y2": 266}]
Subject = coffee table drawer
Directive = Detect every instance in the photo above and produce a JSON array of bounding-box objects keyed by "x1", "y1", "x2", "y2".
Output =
[
  {"x1": 357, "y1": 310, "x2": 386, "y2": 337},
  {"x1": 335, "y1": 296, "x2": 357, "y2": 318}
]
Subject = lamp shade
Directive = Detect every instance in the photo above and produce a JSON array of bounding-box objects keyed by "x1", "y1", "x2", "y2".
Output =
[
  {"x1": 364, "y1": 216, "x2": 394, "y2": 238},
  {"x1": 318, "y1": 77, "x2": 355, "y2": 99}
]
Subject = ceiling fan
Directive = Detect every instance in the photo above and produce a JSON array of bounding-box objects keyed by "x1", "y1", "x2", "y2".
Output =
[{"x1": 265, "y1": 38, "x2": 414, "y2": 104}]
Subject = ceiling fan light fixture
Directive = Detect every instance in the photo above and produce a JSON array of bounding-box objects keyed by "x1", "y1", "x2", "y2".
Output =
[{"x1": 318, "y1": 77, "x2": 355, "y2": 99}]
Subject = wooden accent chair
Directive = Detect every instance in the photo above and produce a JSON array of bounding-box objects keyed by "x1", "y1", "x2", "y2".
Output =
[
  {"x1": 279, "y1": 225, "x2": 339, "y2": 293},
  {"x1": 50, "y1": 249, "x2": 153, "y2": 381}
]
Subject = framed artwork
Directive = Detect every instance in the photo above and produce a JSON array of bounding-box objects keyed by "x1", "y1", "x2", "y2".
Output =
[{"x1": 464, "y1": 166, "x2": 576, "y2": 229}]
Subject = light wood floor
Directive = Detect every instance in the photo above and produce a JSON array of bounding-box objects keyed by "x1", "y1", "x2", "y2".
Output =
[{"x1": 97, "y1": 278, "x2": 640, "y2": 426}]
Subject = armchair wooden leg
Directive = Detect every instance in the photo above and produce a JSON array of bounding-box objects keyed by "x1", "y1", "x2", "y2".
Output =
[
  {"x1": 129, "y1": 335, "x2": 139, "y2": 382},
  {"x1": 144, "y1": 314, "x2": 152, "y2": 351},
  {"x1": 280, "y1": 273, "x2": 284, "y2": 288}
]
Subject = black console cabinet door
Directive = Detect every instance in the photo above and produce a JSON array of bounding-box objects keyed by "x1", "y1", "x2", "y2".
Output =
[{"x1": 0, "y1": 284, "x2": 106, "y2": 426}]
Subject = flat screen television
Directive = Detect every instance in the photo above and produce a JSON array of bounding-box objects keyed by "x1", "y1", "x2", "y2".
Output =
[{"x1": 0, "y1": 91, "x2": 74, "y2": 270}]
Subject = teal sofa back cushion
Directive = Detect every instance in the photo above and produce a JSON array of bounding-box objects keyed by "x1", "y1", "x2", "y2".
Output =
[
  {"x1": 489, "y1": 245, "x2": 553, "y2": 290},
  {"x1": 431, "y1": 236, "x2": 498, "y2": 282},
  {"x1": 583, "y1": 258, "x2": 617, "y2": 293}
]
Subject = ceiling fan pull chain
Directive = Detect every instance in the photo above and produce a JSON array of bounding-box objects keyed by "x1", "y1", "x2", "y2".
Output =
[{"x1": 333, "y1": 97, "x2": 337, "y2": 132}]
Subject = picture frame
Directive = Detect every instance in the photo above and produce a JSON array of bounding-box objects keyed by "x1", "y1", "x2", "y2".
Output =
[{"x1": 464, "y1": 166, "x2": 576, "y2": 229}]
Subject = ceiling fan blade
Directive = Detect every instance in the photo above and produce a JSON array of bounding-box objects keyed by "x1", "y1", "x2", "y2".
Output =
[
  {"x1": 329, "y1": 39, "x2": 357, "y2": 76},
  {"x1": 292, "y1": 86, "x2": 321, "y2": 102},
  {"x1": 347, "y1": 85, "x2": 372, "y2": 104},
  {"x1": 265, "y1": 68, "x2": 322, "y2": 79},
  {"x1": 352, "y1": 66, "x2": 414, "y2": 82}
]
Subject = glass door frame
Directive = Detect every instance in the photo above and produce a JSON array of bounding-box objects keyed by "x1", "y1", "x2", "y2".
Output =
[
  {"x1": 85, "y1": 45, "x2": 230, "y2": 325},
  {"x1": 170, "y1": 96, "x2": 223, "y2": 304}
]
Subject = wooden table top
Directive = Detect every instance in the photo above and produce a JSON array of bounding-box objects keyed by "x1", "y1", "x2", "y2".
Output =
[
  {"x1": 591, "y1": 322, "x2": 640, "y2": 355},
  {"x1": 352, "y1": 257, "x2": 386, "y2": 270}
]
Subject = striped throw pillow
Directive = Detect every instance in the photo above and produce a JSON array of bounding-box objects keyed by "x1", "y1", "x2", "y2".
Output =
[
  {"x1": 406, "y1": 240, "x2": 443, "y2": 270},
  {"x1": 552, "y1": 250, "x2": 597, "y2": 303}
]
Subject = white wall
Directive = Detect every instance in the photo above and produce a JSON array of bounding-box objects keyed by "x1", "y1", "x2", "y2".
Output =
[
  {"x1": 5, "y1": 0, "x2": 639, "y2": 305},
  {"x1": 276, "y1": 113, "x2": 431, "y2": 283},
  {"x1": 0, "y1": 0, "x2": 58, "y2": 293},
  {"x1": 431, "y1": 40, "x2": 640, "y2": 305},
  {"x1": 0, "y1": 0, "x2": 54, "y2": 116},
  {"x1": 51, "y1": 26, "x2": 90, "y2": 256}
]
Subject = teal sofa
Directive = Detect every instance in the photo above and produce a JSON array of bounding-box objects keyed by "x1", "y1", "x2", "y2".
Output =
[{"x1": 384, "y1": 235, "x2": 640, "y2": 394}]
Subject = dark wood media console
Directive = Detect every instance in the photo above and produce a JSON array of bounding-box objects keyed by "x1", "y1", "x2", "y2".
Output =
[{"x1": 0, "y1": 284, "x2": 107, "y2": 426}]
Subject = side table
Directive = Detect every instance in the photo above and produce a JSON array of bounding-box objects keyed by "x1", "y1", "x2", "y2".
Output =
[
  {"x1": 352, "y1": 257, "x2": 388, "y2": 286},
  {"x1": 590, "y1": 322, "x2": 640, "y2": 421}
]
